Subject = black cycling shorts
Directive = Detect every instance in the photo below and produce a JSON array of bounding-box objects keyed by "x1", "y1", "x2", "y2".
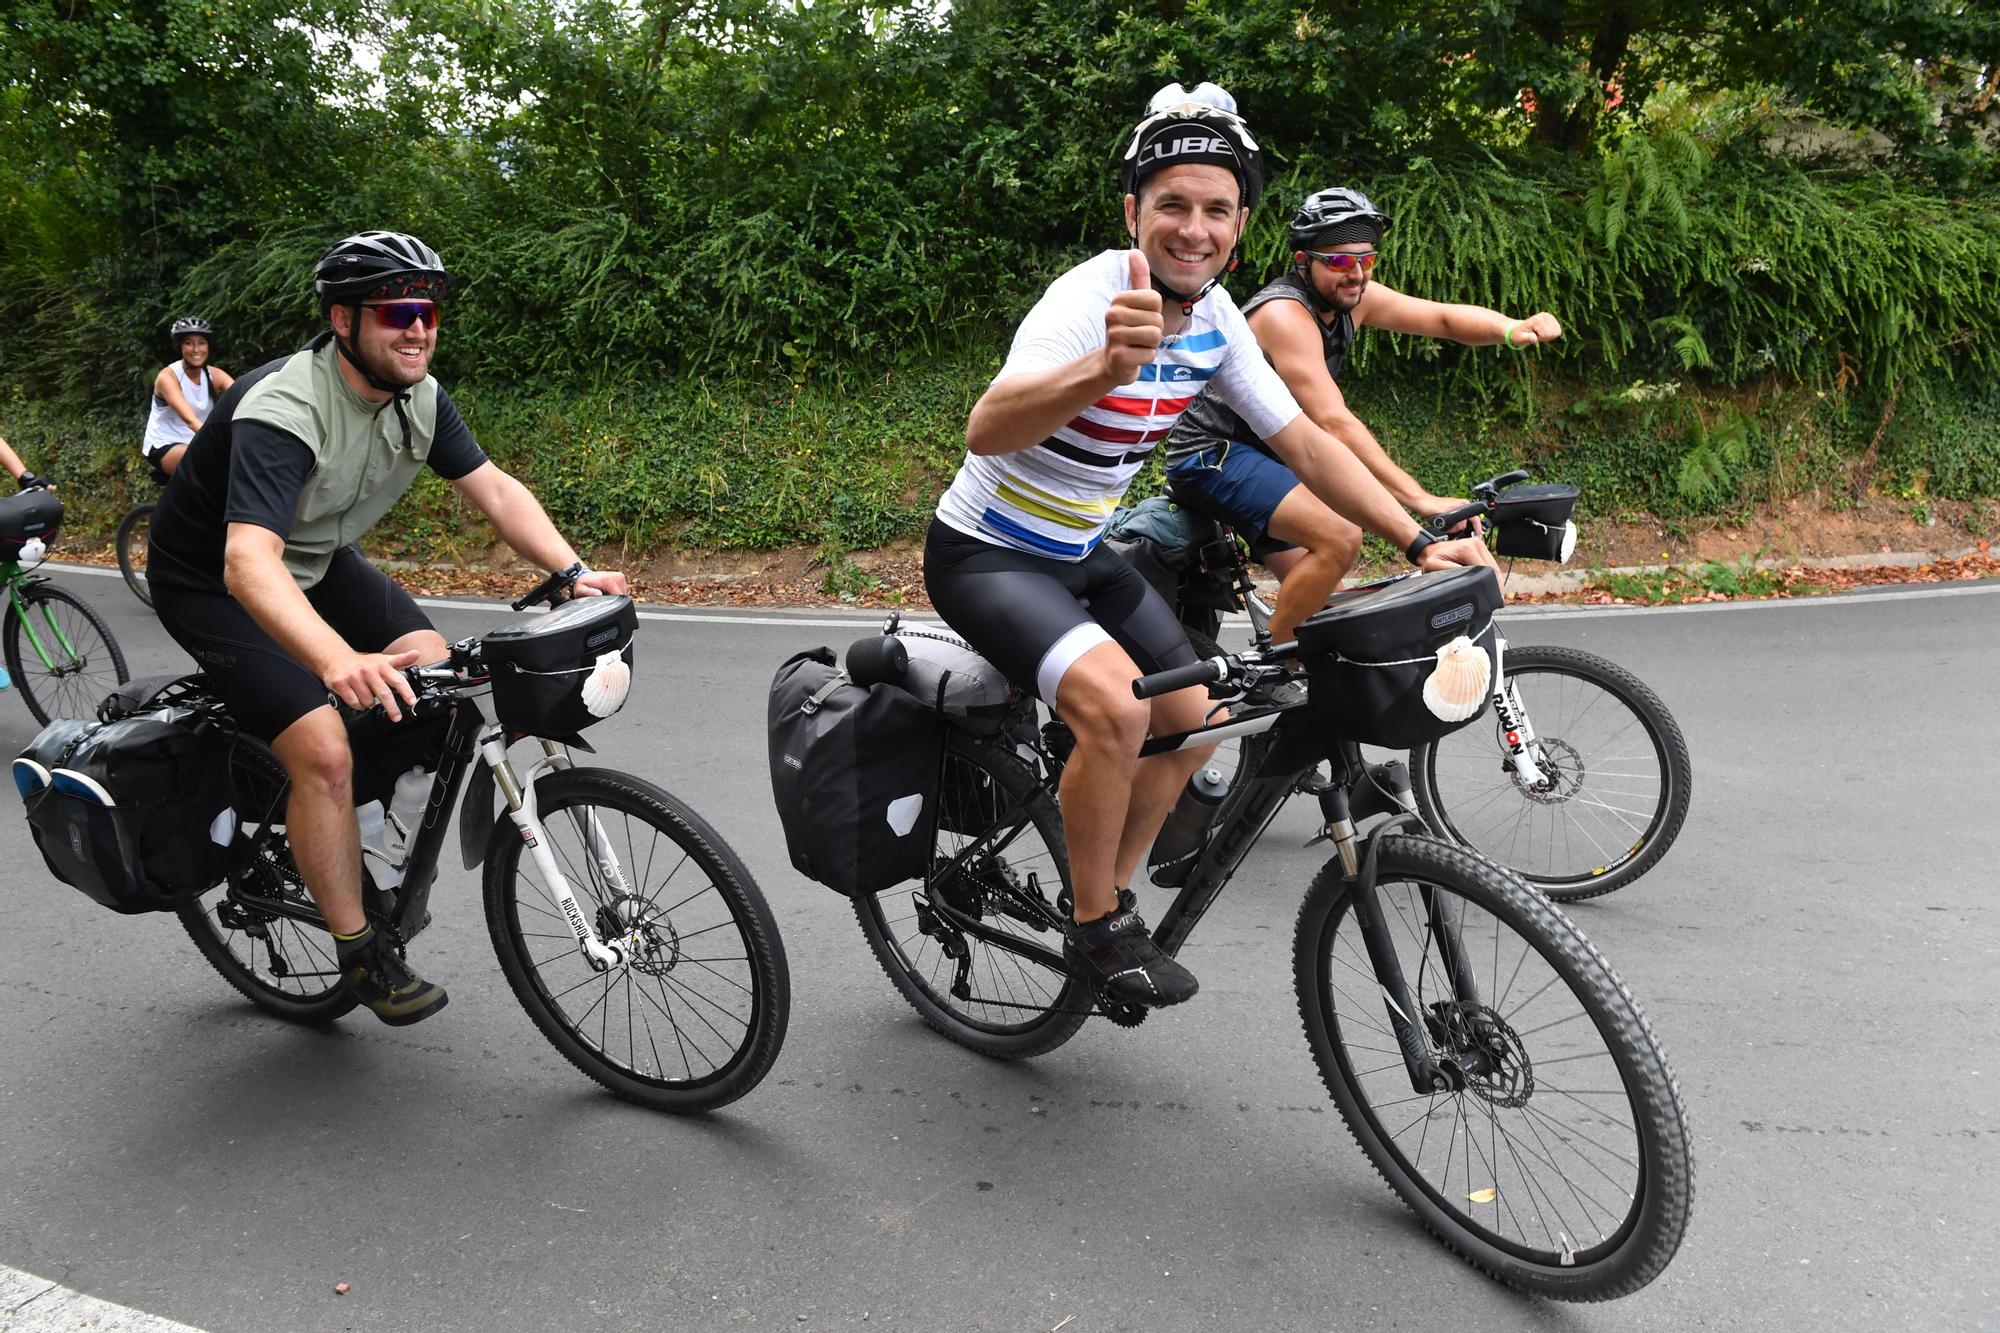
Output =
[
  {"x1": 924, "y1": 519, "x2": 1196, "y2": 704},
  {"x1": 152, "y1": 544, "x2": 435, "y2": 742}
]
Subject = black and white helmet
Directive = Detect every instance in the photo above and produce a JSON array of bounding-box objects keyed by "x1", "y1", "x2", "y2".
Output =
[
  {"x1": 1288, "y1": 187, "x2": 1391, "y2": 251},
  {"x1": 169, "y1": 315, "x2": 213, "y2": 340},
  {"x1": 313, "y1": 231, "x2": 450, "y2": 312},
  {"x1": 1119, "y1": 82, "x2": 1264, "y2": 210}
]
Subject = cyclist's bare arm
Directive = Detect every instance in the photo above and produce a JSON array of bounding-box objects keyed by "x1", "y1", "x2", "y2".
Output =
[
  {"x1": 209, "y1": 366, "x2": 235, "y2": 393},
  {"x1": 449, "y1": 462, "x2": 627, "y2": 597},
  {"x1": 967, "y1": 251, "x2": 1165, "y2": 456},
  {"x1": 222, "y1": 523, "x2": 421, "y2": 718},
  {"x1": 0, "y1": 436, "x2": 27, "y2": 482},
  {"x1": 1354, "y1": 281, "x2": 1562, "y2": 347},
  {"x1": 1249, "y1": 300, "x2": 1455, "y2": 515},
  {"x1": 155, "y1": 365, "x2": 205, "y2": 431},
  {"x1": 1261, "y1": 415, "x2": 1493, "y2": 571}
]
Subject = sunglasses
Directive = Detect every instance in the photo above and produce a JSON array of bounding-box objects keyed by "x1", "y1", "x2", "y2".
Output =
[
  {"x1": 1306, "y1": 250, "x2": 1379, "y2": 272},
  {"x1": 363, "y1": 301, "x2": 441, "y2": 331}
]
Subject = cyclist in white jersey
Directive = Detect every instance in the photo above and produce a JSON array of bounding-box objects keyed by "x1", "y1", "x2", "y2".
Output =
[
  {"x1": 925, "y1": 83, "x2": 1495, "y2": 1008},
  {"x1": 142, "y1": 316, "x2": 233, "y2": 475}
]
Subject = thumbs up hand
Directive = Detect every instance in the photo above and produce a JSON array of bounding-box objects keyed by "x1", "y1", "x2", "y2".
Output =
[{"x1": 1101, "y1": 249, "x2": 1164, "y2": 385}]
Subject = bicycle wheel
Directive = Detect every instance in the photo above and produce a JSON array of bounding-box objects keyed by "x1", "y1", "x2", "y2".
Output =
[
  {"x1": 1294, "y1": 834, "x2": 1692, "y2": 1298},
  {"x1": 852, "y1": 732, "x2": 1090, "y2": 1059},
  {"x1": 485, "y1": 767, "x2": 790, "y2": 1114},
  {"x1": 4, "y1": 581, "x2": 131, "y2": 725},
  {"x1": 1410, "y1": 645, "x2": 1691, "y2": 901},
  {"x1": 115, "y1": 501, "x2": 156, "y2": 609},
  {"x1": 179, "y1": 739, "x2": 359, "y2": 1023}
]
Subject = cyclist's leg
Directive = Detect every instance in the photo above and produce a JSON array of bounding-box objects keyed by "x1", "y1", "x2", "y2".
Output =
[
  {"x1": 1072, "y1": 547, "x2": 1220, "y2": 893},
  {"x1": 308, "y1": 544, "x2": 445, "y2": 665},
  {"x1": 142, "y1": 439, "x2": 186, "y2": 476},
  {"x1": 151, "y1": 584, "x2": 366, "y2": 931},
  {"x1": 269, "y1": 706, "x2": 365, "y2": 934},
  {"x1": 1263, "y1": 487, "x2": 1362, "y2": 644}
]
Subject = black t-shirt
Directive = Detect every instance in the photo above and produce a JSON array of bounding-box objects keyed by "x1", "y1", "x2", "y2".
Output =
[{"x1": 149, "y1": 341, "x2": 487, "y2": 595}]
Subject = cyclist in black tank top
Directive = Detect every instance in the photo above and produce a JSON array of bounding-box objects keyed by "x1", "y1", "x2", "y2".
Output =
[{"x1": 1163, "y1": 186, "x2": 1563, "y2": 644}]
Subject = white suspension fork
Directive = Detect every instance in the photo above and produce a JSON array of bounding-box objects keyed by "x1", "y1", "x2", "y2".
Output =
[
  {"x1": 481, "y1": 735, "x2": 625, "y2": 972},
  {"x1": 1487, "y1": 635, "x2": 1549, "y2": 787}
]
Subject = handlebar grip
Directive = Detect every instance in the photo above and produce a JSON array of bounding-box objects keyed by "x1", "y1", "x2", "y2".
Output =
[
  {"x1": 1133, "y1": 656, "x2": 1227, "y2": 700},
  {"x1": 1425, "y1": 501, "x2": 1488, "y2": 536}
]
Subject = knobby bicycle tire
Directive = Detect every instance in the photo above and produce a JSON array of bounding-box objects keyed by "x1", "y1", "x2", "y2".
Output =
[
  {"x1": 1294, "y1": 834, "x2": 1692, "y2": 1298},
  {"x1": 115, "y1": 502, "x2": 156, "y2": 609},
  {"x1": 4, "y1": 581, "x2": 130, "y2": 725},
  {"x1": 1410, "y1": 645, "x2": 1691, "y2": 901},
  {"x1": 852, "y1": 732, "x2": 1090, "y2": 1059},
  {"x1": 178, "y1": 739, "x2": 359, "y2": 1023},
  {"x1": 485, "y1": 767, "x2": 790, "y2": 1114}
]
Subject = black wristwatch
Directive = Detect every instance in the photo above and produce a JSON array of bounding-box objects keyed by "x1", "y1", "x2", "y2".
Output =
[{"x1": 1404, "y1": 528, "x2": 1439, "y2": 565}]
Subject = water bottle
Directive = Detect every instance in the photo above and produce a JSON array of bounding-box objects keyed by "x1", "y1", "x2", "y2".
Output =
[
  {"x1": 1147, "y1": 766, "x2": 1230, "y2": 887},
  {"x1": 356, "y1": 799, "x2": 402, "y2": 887},
  {"x1": 387, "y1": 767, "x2": 431, "y2": 845}
]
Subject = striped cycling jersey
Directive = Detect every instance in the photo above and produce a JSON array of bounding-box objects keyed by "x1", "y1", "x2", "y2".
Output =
[{"x1": 936, "y1": 250, "x2": 1300, "y2": 560}]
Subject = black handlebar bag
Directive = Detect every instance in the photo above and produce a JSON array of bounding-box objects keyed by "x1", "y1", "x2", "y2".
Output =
[
  {"x1": 14, "y1": 708, "x2": 237, "y2": 914},
  {"x1": 768, "y1": 648, "x2": 944, "y2": 898},
  {"x1": 1296, "y1": 566, "x2": 1503, "y2": 751},
  {"x1": 0, "y1": 489, "x2": 62, "y2": 559},
  {"x1": 480, "y1": 595, "x2": 638, "y2": 741}
]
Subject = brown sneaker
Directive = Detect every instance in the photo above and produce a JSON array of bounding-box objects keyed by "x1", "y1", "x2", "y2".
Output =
[{"x1": 342, "y1": 937, "x2": 449, "y2": 1026}]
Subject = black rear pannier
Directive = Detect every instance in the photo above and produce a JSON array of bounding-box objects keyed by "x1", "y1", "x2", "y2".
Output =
[
  {"x1": 1296, "y1": 566, "x2": 1502, "y2": 750},
  {"x1": 768, "y1": 647, "x2": 944, "y2": 898},
  {"x1": 480, "y1": 595, "x2": 637, "y2": 739},
  {"x1": 0, "y1": 489, "x2": 62, "y2": 560},
  {"x1": 15, "y1": 708, "x2": 237, "y2": 914}
]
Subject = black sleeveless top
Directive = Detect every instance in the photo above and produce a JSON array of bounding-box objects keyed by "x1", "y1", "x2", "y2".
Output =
[{"x1": 1162, "y1": 270, "x2": 1354, "y2": 464}]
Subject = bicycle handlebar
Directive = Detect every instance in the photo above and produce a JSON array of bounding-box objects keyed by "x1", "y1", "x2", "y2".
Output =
[
  {"x1": 1133, "y1": 656, "x2": 1230, "y2": 700},
  {"x1": 1423, "y1": 469, "x2": 1538, "y2": 536}
]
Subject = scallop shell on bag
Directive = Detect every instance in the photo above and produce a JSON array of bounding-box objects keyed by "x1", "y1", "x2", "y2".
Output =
[
  {"x1": 1421, "y1": 635, "x2": 1491, "y2": 722},
  {"x1": 579, "y1": 650, "x2": 632, "y2": 718}
]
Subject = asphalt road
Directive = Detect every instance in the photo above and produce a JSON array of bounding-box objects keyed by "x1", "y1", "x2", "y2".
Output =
[{"x1": 1, "y1": 565, "x2": 1995, "y2": 1332}]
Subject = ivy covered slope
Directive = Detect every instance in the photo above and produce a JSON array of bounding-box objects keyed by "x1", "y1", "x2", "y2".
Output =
[{"x1": 2, "y1": 0, "x2": 1995, "y2": 558}]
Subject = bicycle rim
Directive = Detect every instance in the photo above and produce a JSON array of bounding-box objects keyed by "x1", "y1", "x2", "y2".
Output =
[
  {"x1": 1297, "y1": 836, "x2": 1690, "y2": 1296},
  {"x1": 1412, "y1": 646, "x2": 1689, "y2": 898},
  {"x1": 487, "y1": 769, "x2": 789, "y2": 1113},
  {"x1": 116, "y1": 502, "x2": 155, "y2": 609},
  {"x1": 853, "y1": 736, "x2": 1089, "y2": 1058},
  {"x1": 4, "y1": 583, "x2": 130, "y2": 725}
]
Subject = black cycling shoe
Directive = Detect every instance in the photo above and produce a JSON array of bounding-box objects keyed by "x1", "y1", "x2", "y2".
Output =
[
  {"x1": 342, "y1": 938, "x2": 449, "y2": 1027},
  {"x1": 1062, "y1": 903, "x2": 1198, "y2": 1008}
]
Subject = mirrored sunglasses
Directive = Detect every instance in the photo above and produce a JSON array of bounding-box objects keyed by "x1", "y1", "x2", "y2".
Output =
[
  {"x1": 363, "y1": 301, "x2": 441, "y2": 331},
  {"x1": 1307, "y1": 250, "x2": 1379, "y2": 272}
]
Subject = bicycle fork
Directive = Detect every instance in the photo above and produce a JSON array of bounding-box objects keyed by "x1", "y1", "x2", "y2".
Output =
[
  {"x1": 1319, "y1": 784, "x2": 1485, "y2": 1096},
  {"x1": 1488, "y1": 636, "x2": 1550, "y2": 788},
  {"x1": 481, "y1": 736, "x2": 630, "y2": 973}
]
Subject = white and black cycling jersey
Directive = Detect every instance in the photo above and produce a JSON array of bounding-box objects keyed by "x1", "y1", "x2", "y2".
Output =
[{"x1": 934, "y1": 249, "x2": 1299, "y2": 562}]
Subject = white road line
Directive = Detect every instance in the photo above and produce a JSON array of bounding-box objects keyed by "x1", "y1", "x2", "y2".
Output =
[
  {"x1": 1, "y1": 1264, "x2": 208, "y2": 1332},
  {"x1": 41, "y1": 561, "x2": 1997, "y2": 631}
]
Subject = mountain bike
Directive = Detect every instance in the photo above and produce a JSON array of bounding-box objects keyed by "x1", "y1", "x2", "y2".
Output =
[
  {"x1": 114, "y1": 466, "x2": 168, "y2": 609},
  {"x1": 136, "y1": 570, "x2": 788, "y2": 1113},
  {"x1": 842, "y1": 570, "x2": 1692, "y2": 1298},
  {"x1": 0, "y1": 487, "x2": 130, "y2": 724},
  {"x1": 1122, "y1": 470, "x2": 1691, "y2": 902}
]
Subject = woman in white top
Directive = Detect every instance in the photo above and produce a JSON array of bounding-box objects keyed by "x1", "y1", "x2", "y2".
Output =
[{"x1": 142, "y1": 316, "x2": 234, "y2": 474}]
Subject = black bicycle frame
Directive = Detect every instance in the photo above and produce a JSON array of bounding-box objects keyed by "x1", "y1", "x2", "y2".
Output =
[{"x1": 1138, "y1": 705, "x2": 1484, "y2": 1094}]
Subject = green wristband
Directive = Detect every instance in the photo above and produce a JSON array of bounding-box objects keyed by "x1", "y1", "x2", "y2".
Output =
[{"x1": 1499, "y1": 320, "x2": 1523, "y2": 351}]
